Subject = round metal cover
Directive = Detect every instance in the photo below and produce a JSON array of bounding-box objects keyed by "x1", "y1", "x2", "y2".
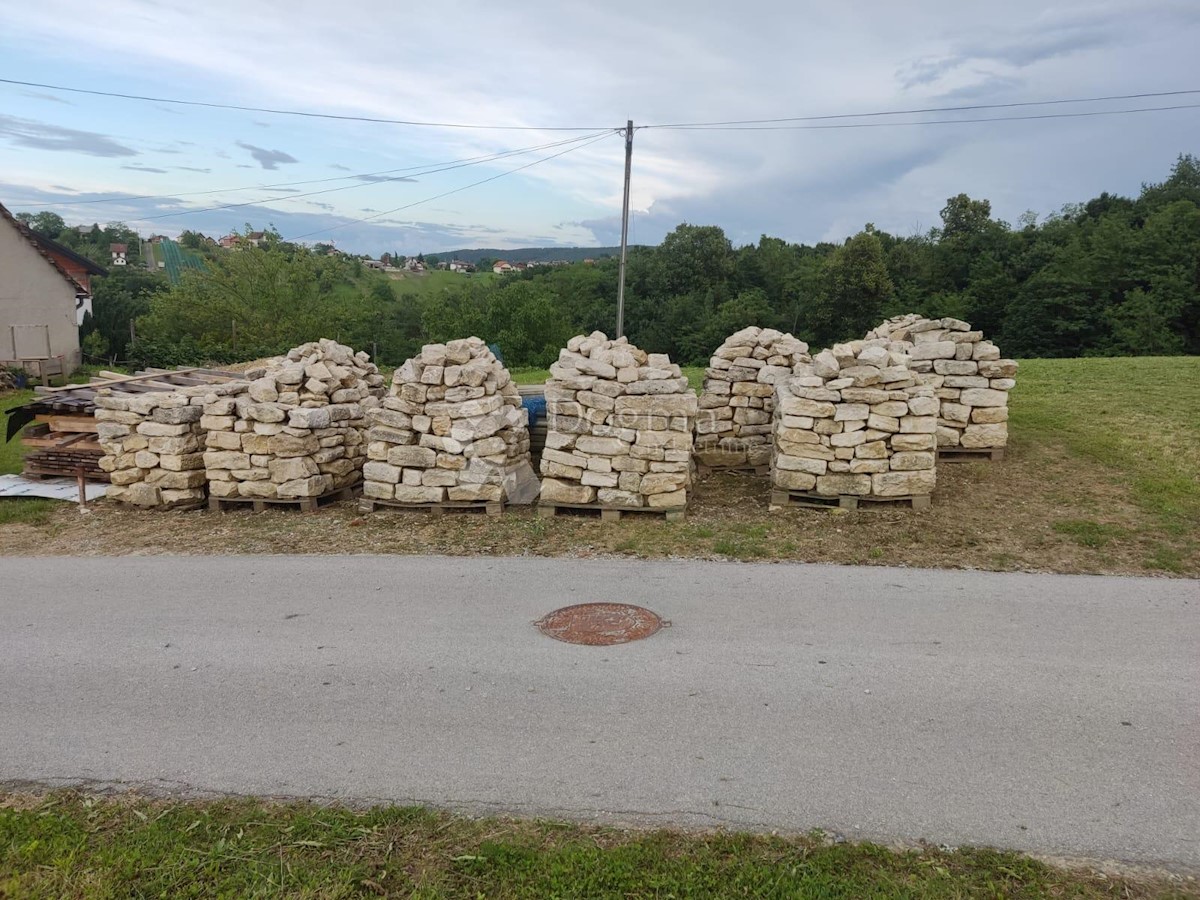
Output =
[{"x1": 535, "y1": 603, "x2": 666, "y2": 646}]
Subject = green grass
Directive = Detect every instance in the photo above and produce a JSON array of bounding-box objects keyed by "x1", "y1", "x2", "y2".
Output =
[
  {"x1": 1052, "y1": 519, "x2": 1128, "y2": 549},
  {"x1": 0, "y1": 497, "x2": 55, "y2": 526},
  {"x1": 1011, "y1": 358, "x2": 1200, "y2": 538},
  {"x1": 0, "y1": 389, "x2": 36, "y2": 476},
  {"x1": 1, "y1": 793, "x2": 1188, "y2": 899},
  {"x1": 391, "y1": 268, "x2": 497, "y2": 296}
]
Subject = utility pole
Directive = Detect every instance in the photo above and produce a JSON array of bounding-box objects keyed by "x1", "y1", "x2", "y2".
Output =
[{"x1": 616, "y1": 119, "x2": 633, "y2": 338}]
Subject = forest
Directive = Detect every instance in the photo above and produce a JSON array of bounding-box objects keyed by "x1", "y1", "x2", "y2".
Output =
[{"x1": 30, "y1": 153, "x2": 1200, "y2": 370}]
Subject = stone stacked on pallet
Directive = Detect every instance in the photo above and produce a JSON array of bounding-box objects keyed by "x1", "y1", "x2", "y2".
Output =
[
  {"x1": 770, "y1": 340, "x2": 939, "y2": 500},
  {"x1": 96, "y1": 387, "x2": 212, "y2": 508},
  {"x1": 864, "y1": 314, "x2": 1018, "y2": 451},
  {"x1": 695, "y1": 326, "x2": 812, "y2": 469},
  {"x1": 540, "y1": 332, "x2": 696, "y2": 511},
  {"x1": 360, "y1": 338, "x2": 531, "y2": 505},
  {"x1": 203, "y1": 339, "x2": 384, "y2": 501}
]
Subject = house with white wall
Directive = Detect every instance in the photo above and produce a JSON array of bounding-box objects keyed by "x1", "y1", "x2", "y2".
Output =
[{"x1": 0, "y1": 202, "x2": 106, "y2": 375}]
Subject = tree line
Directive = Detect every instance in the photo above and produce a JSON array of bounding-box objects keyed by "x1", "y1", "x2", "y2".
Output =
[{"x1": 44, "y1": 153, "x2": 1200, "y2": 370}]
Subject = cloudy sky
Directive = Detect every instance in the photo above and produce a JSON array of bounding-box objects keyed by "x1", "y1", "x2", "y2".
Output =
[{"x1": 1, "y1": 0, "x2": 1198, "y2": 254}]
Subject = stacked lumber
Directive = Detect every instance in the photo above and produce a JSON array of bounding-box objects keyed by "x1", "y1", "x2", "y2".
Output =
[{"x1": 11, "y1": 367, "x2": 240, "y2": 483}]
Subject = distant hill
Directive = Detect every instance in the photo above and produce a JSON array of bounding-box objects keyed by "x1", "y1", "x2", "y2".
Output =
[{"x1": 435, "y1": 246, "x2": 636, "y2": 265}]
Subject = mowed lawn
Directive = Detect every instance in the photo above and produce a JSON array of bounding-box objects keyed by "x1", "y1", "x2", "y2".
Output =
[
  {"x1": 0, "y1": 357, "x2": 1197, "y2": 575},
  {"x1": 1, "y1": 792, "x2": 1193, "y2": 899}
]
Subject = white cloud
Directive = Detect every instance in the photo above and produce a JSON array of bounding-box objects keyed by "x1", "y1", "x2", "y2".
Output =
[{"x1": 2, "y1": 0, "x2": 1198, "y2": 251}]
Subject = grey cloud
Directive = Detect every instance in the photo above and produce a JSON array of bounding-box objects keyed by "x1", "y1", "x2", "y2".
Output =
[
  {"x1": 306, "y1": 201, "x2": 335, "y2": 210},
  {"x1": 0, "y1": 115, "x2": 138, "y2": 157},
  {"x1": 261, "y1": 187, "x2": 302, "y2": 194},
  {"x1": 330, "y1": 164, "x2": 351, "y2": 171},
  {"x1": 22, "y1": 91, "x2": 72, "y2": 105},
  {"x1": 236, "y1": 141, "x2": 299, "y2": 170},
  {"x1": 174, "y1": 166, "x2": 212, "y2": 173},
  {"x1": 353, "y1": 174, "x2": 418, "y2": 183},
  {"x1": 122, "y1": 165, "x2": 168, "y2": 173}
]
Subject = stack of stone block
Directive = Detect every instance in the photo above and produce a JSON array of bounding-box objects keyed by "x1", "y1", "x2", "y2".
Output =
[
  {"x1": 540, "y1": 332, "x2": 696, "y2": 511},
  {"x1": 97, "y1": 388, "x2": 211, "y2": 509},
  {"x1": 360, "y1": 337, "x2": 531, "y2": 505},
  {"x1": 203, "y1": 339, "x2": 384, "y2": 502},
  {"x1": 770, "y1": 339, "x2": 939, "y2": 501},
  {"x1": 865, "y1": 315, "x2": 1017, "y2": 451},
  {"x1": 695, "y1": 326, "x2": 812, "y2": 469}
]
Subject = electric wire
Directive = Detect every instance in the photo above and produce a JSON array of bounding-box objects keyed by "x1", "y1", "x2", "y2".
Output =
[
  {"x1": 640, "y1": 89, "x2": 1200, "y2": 128},
  {"x1": 285, "y1": 130, "x2": 617, "y2": 241},
  {"x1": 131, "y1": 131, "x2": 614, "y2": 221},
  {"x1": 643, "y1": 103, "x2": 1200, "y2": 131},
  {"x1": 0, "y1": 76, "x2": 615, "y2": 131},
  {"x1": 6, "y1": 134, "x2": 611, "y2": 209}
]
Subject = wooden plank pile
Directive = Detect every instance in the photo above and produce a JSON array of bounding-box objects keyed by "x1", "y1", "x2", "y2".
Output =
[{"x1": 11, "y1": 368, "x2": 240, "y2": 482}]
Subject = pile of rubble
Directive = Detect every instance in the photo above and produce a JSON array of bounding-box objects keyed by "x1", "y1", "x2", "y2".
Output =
[
  {"x1": 865, "y1": 315, "x2": 1017, "y2": 451},
  {"x1": 771, "y1": 340, "x2": 939, "y2": 501},
  {"x1": 360, "y1": 338, "x2": 532, "y2": 505},
  {"x1": 695, "y1": 326, "x2": 812, "y2": 469},
  {"x1": 540, "y1": 332, "x2": 696, "y2": 511},
  {"x1": 96, "y1": 389, "x2": 211, "y2": 508},
  {"x1": 203, "y1": 339, "x2": 384, "y2": 502}
]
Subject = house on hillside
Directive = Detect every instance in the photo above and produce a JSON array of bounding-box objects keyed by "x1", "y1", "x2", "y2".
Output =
[
  {"x1": 110, "y1": 243, "x2": 128, "y2": 266},
  {"x1": 218, "y1": 231, "x2": 266, "y2": 250},
  {"x1": 492, "y1": 260, "x2": 513, "y2": 275},
  {"x1": 0, "y1": 202, "x2": 106, "y2": 375},
  {"x1": 448, "y1": 260, "x2": 473, "y2": 273}
]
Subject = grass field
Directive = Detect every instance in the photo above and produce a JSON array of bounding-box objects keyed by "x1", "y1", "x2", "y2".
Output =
[
  {"x1": 2, "y1": 792, "x2": 1193, "y2": 898},
  {"x1": 0, "y1": 357, "x2": 1196, "y2": 575},
  {"x1": 389, "y1": 268, "x2": 496, "y2": 295}
]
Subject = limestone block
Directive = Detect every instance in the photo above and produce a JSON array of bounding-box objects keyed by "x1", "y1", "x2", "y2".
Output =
[
  {"x1": 961, "y1": 424, "x2": 1008, "y2": 447},
  {"x1": 540, "y1": 477, "x2": 596, "y2": 505},
  {"x1": 959, "y1": 388, "x2": 1009, "y2": 408},
  {"x1": 872, "y1": 470, "x2": 936, "y2": 496}
]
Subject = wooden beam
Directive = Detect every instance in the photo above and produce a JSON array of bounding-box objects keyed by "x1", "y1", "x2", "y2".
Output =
[
  {"x1": 34, "y1": 414, "x2": 100, "y2": 433},
  {"x1": 40, "y1": 368, "x2": 203, "y2": 392}
]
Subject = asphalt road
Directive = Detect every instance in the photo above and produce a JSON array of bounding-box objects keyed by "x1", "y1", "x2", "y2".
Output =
[{"x1": 1, "y1": 555, "x2": 1196, "y2": 868}]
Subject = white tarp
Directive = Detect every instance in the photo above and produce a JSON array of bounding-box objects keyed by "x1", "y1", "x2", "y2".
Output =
[{"x1": 0, "y1": 474, "x2": 108, "y2": 501}]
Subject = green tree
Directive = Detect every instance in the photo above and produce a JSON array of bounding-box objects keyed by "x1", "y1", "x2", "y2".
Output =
[{"x1": 801, "y1": 229, "x2": 894, "y2": 345}]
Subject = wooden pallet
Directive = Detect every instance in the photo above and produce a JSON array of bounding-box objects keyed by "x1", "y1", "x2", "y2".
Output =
[
  {"x1": 358, "y1": 496, "x2": 504, "y2": 516},
  {"x1": 769, "y1": 489, "x2": 932, "y2": 511},
  {"x1": 537, "y1": 502, "x2": 687, "y2": 522},
  {"x1": 937, "y1": 446, "x2": 1005, "y2": 462},
  {"x1": 208, "y1": 486, "x2": 357, "y2": 513},
  {"x1": 696, "y1": 463, "x2": 770, "y2": 479}
]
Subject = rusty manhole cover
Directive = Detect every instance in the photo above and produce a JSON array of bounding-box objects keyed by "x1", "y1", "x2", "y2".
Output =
[{"x1": 535, "y1": 603, "x2": 667, "y2": 646}]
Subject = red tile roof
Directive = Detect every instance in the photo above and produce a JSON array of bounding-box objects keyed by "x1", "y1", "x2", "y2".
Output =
[{"x1": 0, "y1": 202, "x2": 106, "y2": 293}]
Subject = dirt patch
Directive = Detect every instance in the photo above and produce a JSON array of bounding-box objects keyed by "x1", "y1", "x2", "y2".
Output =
[{"x1": 1, "y1": 433, "x2": 1193, "y2": 576}]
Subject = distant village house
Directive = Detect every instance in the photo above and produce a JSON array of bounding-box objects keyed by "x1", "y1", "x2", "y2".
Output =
[{"x1": 110, "y1": 243, "x2": 128, "y2": 266}]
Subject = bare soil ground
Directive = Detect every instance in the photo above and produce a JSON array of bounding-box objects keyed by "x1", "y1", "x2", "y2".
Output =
[
  {"x1": 2, "y1": 357, "x2": 1195, "y2": 576},
  {"x1": 0, "y1": 432, "x2": 1191, "y2": 575}
]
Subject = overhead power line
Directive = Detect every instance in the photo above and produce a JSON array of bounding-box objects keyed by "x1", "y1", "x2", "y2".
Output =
[
  {"x1": 286, "y1": 130, "x2": 617, "y2": 241},
  {"x1": 7, "y1": 135, "x2": 611, "y2": 209},
  {"x1": 0, "y1": 77, "x2": 616, "y2": 131},
  {"x1": 641, "y1": 89, "x2": 1200, "y2": 129},
  {"x1": 646, "y1": 103, "x2": 1200, "y2": 131},
  {"x1": 128, "y1": 132, "x2": 615, "y2": 222}
]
